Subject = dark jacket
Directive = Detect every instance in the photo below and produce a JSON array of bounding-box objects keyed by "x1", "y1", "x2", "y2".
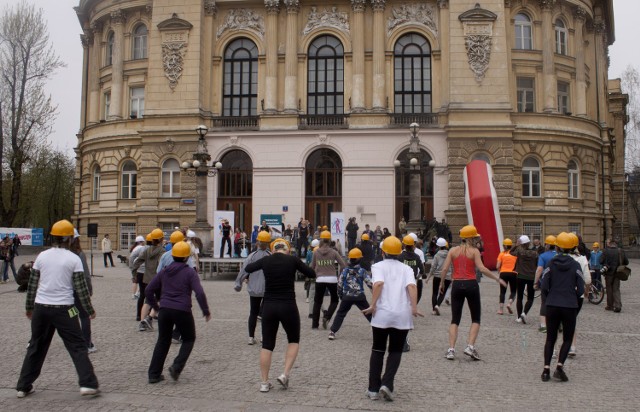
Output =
[
  {"x1": 512, "y1": 245, "x2": 538, "y2": 280},
  {"x1": 357, "y1": 240, "x2": 375, "y2": 271},
  {"x1": 599, "y1": 246, "x2": 629, "y2": 276},
  {"x1": 399, "y1": 250, "x2": 425, "y2": 280},
  {"x1": 346, "y1": 221, "x2": 359, "y2": 239},
  {"x1": 146, "y1": 261, "x2": 210, "y2": 316},
  {"x1": 541, "y1": 254, "x2": 584, "y2": 308}
]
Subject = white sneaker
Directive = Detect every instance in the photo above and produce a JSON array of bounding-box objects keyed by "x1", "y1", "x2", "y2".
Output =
[
  {"x1": 87, "y1": 344, "x2": 97, "y2": 353},
  {"x1": 520, "y1": 313, "x2": 527, "y2": 324},
  {"x1": 248, "y1": 337, "x2": 257, "y2": 345},
  {"x1": 464, "y1": 345, "x2": 480, "y2": 360},
  {"x1": 277, "y1": 374, "x2": 289, "y2": 389},
  {"x1": 16, "y1": 387, "x2": 35, "y2": 398},
  {"x1": 515, "y1": 317, "x2": 522, "y2": 323},
  {"x1": 259, "y1": 382, "x2": 273, "y2": 392},
  {"x1": 568, "y1": 347, "x2": 577, "y2": 357},
  {"x1": 552, "y1": 349, "x2": 558, "y2": 359},
  {"x1": 379, "y1": 385, "x2": 393, "y2": 401},
  {"x1": 365, "y1": 390, "x2": 379, "y2": 400},
  {"x1": 80, "y1": 387, "x2": 99, "y2": 396},
  {"x1": 445, "y1": 348, "x2": 455, "y2": 360}
]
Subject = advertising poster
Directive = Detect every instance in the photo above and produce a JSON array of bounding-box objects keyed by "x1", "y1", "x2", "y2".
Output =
[
  {"x1": 213, "y1": 211, "x2": 235, "y2": 258},
  {"x1": 0, "y1": 227, "x2": 44, "y2": 246},
  {"x1": 330, "y1": 212, "x2": 346, "y2": 255},
  {"x1": 260, "y1": 214, "x2": 283, "y2": 238}
]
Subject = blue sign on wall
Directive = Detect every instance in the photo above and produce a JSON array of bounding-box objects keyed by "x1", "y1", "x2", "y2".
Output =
[{"x1": 31, "y1": 228, "x2": 44, "y2": 246}]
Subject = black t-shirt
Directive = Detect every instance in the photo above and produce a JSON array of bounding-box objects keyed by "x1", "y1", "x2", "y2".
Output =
[
  {"x1": 299, "y1": 225, "x2": 309, "y2": 238},
  {"x1": 221, "y1": 223, "x2": 231, "y2": 238},
  {"x1": 245, "y1": 253, "x2": 316, "y2": 301},
  {"x1": 260, "y1": 224, "x2": 270, "y2": 233}
]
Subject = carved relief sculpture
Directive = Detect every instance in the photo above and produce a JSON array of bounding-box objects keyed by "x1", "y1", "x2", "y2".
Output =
[
  {"x1": 371, "y1": 0, "x2": 386, "y2": 12},
  {"x1": 387, "y1": 3, "x2": 438, "y2": 35},
  {"x1": 283, "y1": 0, "x2": 300, "y2": 13},
  {"x1": 217, "y1": 9, "x2": 265, "y2": 38},
  {"x1": 157, "y1": 14, "x2": 193, "y2": 90},
  {"x1": 458, "y1": 4, "x2": 497, "y2": 83},
  {"x1": 303, "y1": 6, "x2": 350, "y2": 36},
  {"x1": 265, "y1": 0, "x2": 280, "y2": 14},
  {"x1": 204, "y1": 0, "x2": 217, "y2": 16}
]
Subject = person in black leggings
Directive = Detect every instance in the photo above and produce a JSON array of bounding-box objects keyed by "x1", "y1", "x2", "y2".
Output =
[
  {"x1": 511, "y1": 235, "x2": 539, "y2": 324},
  {"x1": 244, "y1": 238, "x2": 315, "y2": 393},
  {"x1": 428, "y1": 238, "x2": 451, "y2": 316},
  {"x1": 540, "y1": 232, "x2": 584, "y2": 382},
  {"x1": 496, "y1": 239, "x2": 517, "y2": 315}
]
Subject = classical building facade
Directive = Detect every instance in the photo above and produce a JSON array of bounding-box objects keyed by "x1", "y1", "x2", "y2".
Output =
[{"x1": 73, "y1": 0, "x2": 626, "y2": 253}]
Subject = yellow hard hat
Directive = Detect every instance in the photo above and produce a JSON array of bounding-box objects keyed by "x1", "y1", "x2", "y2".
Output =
[
  {"x1": 171, "y1": 241, "x2": 191, "y2": 258},
  {"x1": 402, "y1": 235, "x2": 415, "y2": 246},
  {"x1": 348, "y1": 248, "x2": 363, "y2": 259},
  {"x1": 146, "y1": 233, "x2": 153, "y2": 242},
  {"x1": 270, "y1": 238, "x2": 291, "y2": 252},
  {"x1": 320, "y1": 230, "x2": 331, "y2": 239},
  {"x1": 170, "y1": 230, "x2": 185, "y2": 244},
  {"x1": 381, "y1": 236, "x2": 402, "y2": 255},
  {"x1": 50, "y1": 219, "x2": 75, "y2": 237},
  {"x1": 503, "y1": 238, "x2": 513, "y2": 246},
  {"x1": 545, "y1": 235, "x2": 556, "y2": 246},
  {"x1": 568, "y1": 233, "x2": 579, "y2": 248},
  {"x1": 459, "y1": 225, "x2": 479, "y2": 239},
  {"x1": 555, "y1": 232, "x2": 574, "y2": 250},
  {"x1": 361, "y1": 233, "x2": 370, "y2": 241},
  {"x1": 322, "y1": 225, "x2": 328, "y2": 230},
  {"x1": 150, "y1": 228, "x2": 165, "y2": 240},
  {"x1": 257, "y1": 231, "x2": 271, "y2": 242},
  {"x1": 592, "y1": 242, "x2": 600, "y2": 248}
]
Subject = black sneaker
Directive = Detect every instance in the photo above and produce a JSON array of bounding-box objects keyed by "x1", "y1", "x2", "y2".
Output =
[
  {"x1": 541, "y1": 370, "x2": 550, "y2": 382},
  {"x1": 402, "y1": 342, "x2": 410, "y2": 352},
  {"x1": 149, "y1": 375, "x2": 165, "y2": 384},
  {"x1": 169, "y1": 366, "x2": 180, "y2": 381},
  {"x1": 553, "y1": 367, "x2": 568, "y2": 382}
]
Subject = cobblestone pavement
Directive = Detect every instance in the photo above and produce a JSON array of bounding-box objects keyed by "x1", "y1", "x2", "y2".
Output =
[{"x1": 1, "y1": 253, "x2": 639, "y2": 411}]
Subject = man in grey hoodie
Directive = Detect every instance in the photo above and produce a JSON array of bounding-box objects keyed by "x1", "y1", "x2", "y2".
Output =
[
  {"x1": 235, "y1": 231, "x2": 272, "y2": 345},
  {"x1": 311, "y1": 231, "x2": 346, "y2": 329}
]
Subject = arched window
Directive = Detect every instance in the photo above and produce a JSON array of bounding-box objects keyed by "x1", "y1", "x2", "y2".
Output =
[
  {"x1": 121, "y1": 160, "x2": 137, "y2": 199},
  {"x1": 393, "y1": 33, "x2": 432, "y2": 113},
  {"x1": 161, "y1": 158, "x2": 180, "y2": 197},
  {"x1": 106, "y1": 31, "x2": 115, "y2": 66},
  {"x1": 555, "y1": 19, "x2": 568, "y2": 55},
  {"x1": 307, "y1": 35, "x2": 344, "y2": 115},
  {"x1": 223, "y1": 38, "x2": 258, "y2": 116},
  {"x1": 92, "y1": 166, "x2": 101, "y2": 201},
  {"x1": 515, "y1": 13, "x2": 533, "y2": 50},
  {"x1": 218, "y1": 150, "x2": 253, "y2": 231},
  {"x1": 132, "y1": 24, "x2": 148, "y2": 59},
  {"x1": 305, "y1": 149, "x2": 342, "y2": 228},
  {"x1": 568, "y1": 160, "x2": 579, "y2": 199},
  {"x1": 522, "y1": 157, "x2": 541, "y2": 197},
  {"x1": 395, "y1": 149, "x2": 434, "y2": 223}
]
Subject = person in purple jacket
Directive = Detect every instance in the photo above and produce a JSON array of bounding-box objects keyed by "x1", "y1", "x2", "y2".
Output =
[{"x1": 146, "y1": 241, "x2": 211, "y2": 383}]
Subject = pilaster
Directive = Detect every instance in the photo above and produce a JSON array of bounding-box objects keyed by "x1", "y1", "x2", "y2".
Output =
[
  {"x1": 371, "y1": 0, "x2": 386, "y2": 112},
  {"x1": 283, "y1": 0, "x2": 300, "y2": 113}
]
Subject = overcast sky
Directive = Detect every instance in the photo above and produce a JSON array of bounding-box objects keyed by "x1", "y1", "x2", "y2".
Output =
[{"x1": 1, "y1": 0, "x2": 638, "y2": 156}]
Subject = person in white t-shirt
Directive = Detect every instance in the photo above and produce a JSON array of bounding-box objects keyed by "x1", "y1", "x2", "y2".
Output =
[
  {"x1": 15, "y1": 219, "x2": 99, "y2": 398},
  {"x1": 362, "y1": 236, "x2": 422, "y2": 402}
]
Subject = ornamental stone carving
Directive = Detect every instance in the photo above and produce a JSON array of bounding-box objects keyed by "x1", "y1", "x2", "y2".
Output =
[
  {"x1": 538, "y1": 0, "x2": 556, "y2": 11},
  {"x1": 204, "y1": 0, "x2": 217, "y2": 16},
  {"x1": 458, "y1": 4, "x2": 497, "y2": 83},
  {"x1": 371, "y1": 0, "x2": 386, "y2": 12},
  {"x1": 265, "y1": 0, "x2": 280, "y2": 14},
  {"x1": 574, "y1": 6, "x2": 587, "y2": 22},
  {"x1": 110, "y1": 9, "x2": 126, "y2": 25},
  {"x1": 388, "y1": 3, "x2": 438, "y2": 35},
  {"x1": 157, "y1": 14, "x2": 193, "y2": 90},
  {"x1": 352, "y1": 0, "x2": 367, "y2": 13},
  {"x1": 284, "y1": 0, "x2": 300, "y2": 13},
  {"x1": 437, "y1": 0, "x2": 449, "y2": 9},
  {"x1": 81, "y1": 33, "x2": 91, "y2": 48},
  {"x1": 217, "y1": 9, "x2": 265, "y2": 39},
  {"x1": 303, "y1": 7, "x2": 350, "y2": 36}
]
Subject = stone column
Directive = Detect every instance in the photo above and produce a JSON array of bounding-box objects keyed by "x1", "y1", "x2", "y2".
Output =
[
  {"x1": 594, "y1": 20, "x2": 607, "y2": 125},
  {"x1": 437, "y1": 0, "x2": 449, "y2": 110},
  {"x1": 264, "y1": 1, "x2": 280, "y2": 113},
  {"x1": 351, "y1": 0, "x2": 366, "y2": 112},
  {"x1": 80, "y1": 32, "x2": 91, "y2": 127},
  {"x1": 371, "y1": 0, "x2": 386, "y2": 112},
  {"x1": 283, "y1": 0, "x2": 300, "y2": 113},
  {"x1": 540, "y1": 0, "x2": 556, "y2": 113},
  {"x1": 109, "y1": 9, "x2": 126, "y2": 120},
  {"x1": 574, "y1": 6, "x2": 587, "y2": 118},
  {"x1": 89, "y1": 22, "x2": 102, "y2": 123},
  {"x1": 204, "y1": 1, "x2": 217, "y2": 114}
]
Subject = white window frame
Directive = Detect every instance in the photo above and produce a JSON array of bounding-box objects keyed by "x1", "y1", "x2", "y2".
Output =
[
  {"x1": 161, "y1": 158, "x2": 181, "y2": 197},
  {"x1": 568, "y1": 160, "x2": 580, "y2": 199},
  {"x1": 130, "y1": 87, "x2": 145, "y2": 119},
  {"x1": 92, "y1": 166, "x2": 101, "y2": 201},
  {"x1": 120, "y1": 223, "x2": 137, "y2": 251},
  {"x1": 517, "y1": 77, "x2": 535, "y2": 113},
  {"x1": 132, "y1": 24, "x2": 148, "y2": 60},
  {"x1": 522, "y1": 157, "x2": 541, "y2": 197},
  {"x1": 568, "y1": 223, "x2": 581, "y2": 235},
  {"x1": 515, "y1": 13, "x2": 533, "y2": 50},
  {"x1": 557, "y1": 81, "x2": 570, "y2": 114},
  {"x1": 104, "y1": 92, "x2": 111, "y2": 120},
  {"x1": 555, "y1": 19, "x2": 568, "y2": 55},
  {"x1": 106, "y1": 31, "x2": 114, "y2": 66},
  {"x1": 121, "y1": 161, "x2": 137, "y2": 199}
]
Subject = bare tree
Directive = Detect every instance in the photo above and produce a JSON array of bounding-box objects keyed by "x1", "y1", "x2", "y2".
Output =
[
  {"x1": 0, "y1": 2, "x2": 64, "y2": 227},
  {"x1": 621, "y1": 66, "x2": 640, "y2": 241}
]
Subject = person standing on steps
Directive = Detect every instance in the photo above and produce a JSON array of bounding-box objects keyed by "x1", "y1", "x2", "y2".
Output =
[
  {"x1": 219, "y1": 219, "x2": 232, "y2": 258},
  {"x1": 101, "y1": 234, "x2": 114, "y2": 267},
  {"x1": 346, "y1": 217, "x2": 359, "y2": 251}
]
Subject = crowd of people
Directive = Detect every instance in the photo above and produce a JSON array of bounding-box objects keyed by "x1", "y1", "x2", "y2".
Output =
[{"x1": 11, "y1": 217, "x2": 631, "y2": 402}]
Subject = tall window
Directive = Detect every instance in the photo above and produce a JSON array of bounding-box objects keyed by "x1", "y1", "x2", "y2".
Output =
[
  {"x1": 515, "y1": 13, "x2": 533, "y2": 50},
  {"x1": 106, "y1": 31, "x2": 114, "y2": 66},
  {"x1": 555, "y1": 19, "x2": 568, "y2": 55},
  {"x1": 568, "y1": 223, "x2": 581, "y2": 234},
  {"x1": 568, "y1": 160, "x2": 579, "y2": 199},
  {"x1": 517, "y1": 77, "x2": 535, "y2": 112},
  {"x1": 223, "y1": 38, "x2": 258, "y2": 116},
  {"x1": 104, "y1": 92, "x2": 111, "y2": 119},
  {"x1": 161, "y1": 158, "x2": 181, "y2": 197},
  {"x1": 523, "y1": 222, "x2": 542, "y2": 243},
  {"x1": 160, "y1": 222, "x2": 180, "y2": 242},
  {"x1": 557, "y1": 81, "x2": 570, "y2": 114},
  {"x1": 218, "y1": 150, "x2": 253, "y2": 231},
  {"x1": 121, "y1": 160, "x2": 137, "y2": 199},
  {"x1": 307, "y1": 35, "x2": 344, "y2": 115},
  {"x1": 92, "y1": 166, "x2": 101, "y2": 201},
  {"x1": 119, "y1": 223, "x2": 136, "y2": 251},
  {"x1": 305, "y1": 149, "x2": 342, "y2": 228},
  {"x1": 393, "y1": 33, "x2": 432, "y2": 114},
  {"x1": 522, "y1": 157, "x2": 541, "y2": 197},
  {"x1": 132, "y1": 24, "x2": 148, "y2": 59},
  {"x1": 130, "y1": 87, "x2": 144, "y2": 118}
]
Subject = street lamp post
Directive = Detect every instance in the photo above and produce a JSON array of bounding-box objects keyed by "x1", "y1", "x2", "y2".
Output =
[{"x1": 181, "y1": 125, "x2": 222, "y2": 251}]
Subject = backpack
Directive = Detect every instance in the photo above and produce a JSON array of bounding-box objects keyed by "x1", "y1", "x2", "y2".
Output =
[{"x1": 340, "y1": 266, "x2": 364, "y2": 298}]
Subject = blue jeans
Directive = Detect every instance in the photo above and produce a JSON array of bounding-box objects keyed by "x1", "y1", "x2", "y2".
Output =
[{"x1": 2, "y1": 259, "x2": 17, "y2": 282}]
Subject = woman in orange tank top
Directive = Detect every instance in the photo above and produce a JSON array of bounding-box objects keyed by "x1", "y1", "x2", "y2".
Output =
[{"x1": 439, "y1": 225, "x2": 506, "y2": 361}]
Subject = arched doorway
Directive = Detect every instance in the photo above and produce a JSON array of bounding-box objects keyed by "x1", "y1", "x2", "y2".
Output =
[
  {"x1": 305, "y1": 149, "x2": 342, "y2": 229},
  {"x1": 217, "y1": 150, "x2": 253, "y2": 232},
  {"x1": 395, "y1": 149, "x2": 434, "y2": 230}
]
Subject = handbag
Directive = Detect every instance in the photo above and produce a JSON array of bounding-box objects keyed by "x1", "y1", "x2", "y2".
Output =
[{"x1": 615, "y1": 249, "x2": 631, "y2": 281}]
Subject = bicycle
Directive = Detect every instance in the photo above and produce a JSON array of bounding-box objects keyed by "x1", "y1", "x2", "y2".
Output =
[{"x1": 588, "y1": 271, "x2": 605, "y2": 305}]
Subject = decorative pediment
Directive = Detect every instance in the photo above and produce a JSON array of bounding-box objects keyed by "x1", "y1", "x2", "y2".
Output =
[
  {"x1": 458, "y1": 3, "x2": 497, "y2": 22},
  {"x1": 217, "y1": 9, "x2": 265, "y2": 38},
  {"x1": 387, "y1": 3, "x2": 438, "y2": 36},
  {"x1": 157, "y1": 13, "x2": 193, "y2": 31}
]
